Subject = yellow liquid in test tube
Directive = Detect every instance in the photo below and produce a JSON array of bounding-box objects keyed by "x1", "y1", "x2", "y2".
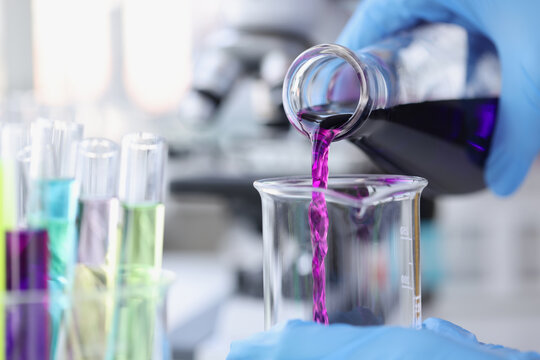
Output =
[
  {"x1": 107, "y1": 203, "x2": 165, "y2": 360},
  {"x1": 0, "y1": 160, "x2": 16, "y2": 360}
]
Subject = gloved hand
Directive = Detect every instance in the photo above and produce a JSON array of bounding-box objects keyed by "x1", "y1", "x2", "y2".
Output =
[
  {"x1": 338, "y1": 0, "x2": 540, "y2": 196},
  {"x1": 227, "y1": 318, "x2": 540, "y2": 360}
]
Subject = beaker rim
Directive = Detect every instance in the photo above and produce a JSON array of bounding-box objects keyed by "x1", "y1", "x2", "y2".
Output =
[{"x1": 254, "y1": 174, "x2": 427, "y2": 207}]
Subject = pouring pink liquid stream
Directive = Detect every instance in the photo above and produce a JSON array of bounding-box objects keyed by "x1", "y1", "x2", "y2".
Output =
[{"x1": 300, "y1": 108, "x2": 347, "y2": 324}]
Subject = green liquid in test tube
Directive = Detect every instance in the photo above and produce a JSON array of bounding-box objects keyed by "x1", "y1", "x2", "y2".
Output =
[
  {"x1": 28, "y1": 118, "x2": 83, "y2": 358},
  {"x1": 119, "y1": 203, "x2": 165, "y2": 271},
  {"x1": 108, "y1": 133, "x2": 166, "y2": 360}
]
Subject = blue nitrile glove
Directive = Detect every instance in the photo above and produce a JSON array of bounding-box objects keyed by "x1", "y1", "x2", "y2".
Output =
[
  {"x1": 338, "y1": 0, "x2": 540, "y2": 196},
  {"x1": 227, "y1": 318, "x2": 540, "y2": 360}
]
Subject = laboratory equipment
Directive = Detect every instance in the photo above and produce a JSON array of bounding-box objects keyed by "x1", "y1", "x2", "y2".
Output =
[
  {"x1": 27, "y1": 118, "x2": 83, "y2": 358},
  {"x1": 76, "y1": 137, "x2": 120, "y2": 269},
  {"x1": 72, "y1": 138, "x2": 120, "y2": 359},
  {"x1": 117, "y1": 132, "x2": 166, "y2": 272},
  {"x1": 0, "y1": 138, "x2": 8, "y2": 360},
  {"x1": 3, "y1": 270, "x2": 174, "y2": 359},
  {"x1": 255, "y1": 175, "x2": 426, "y2": 329},
  {"x1": 283, "y1": 23, "x2": 500, "y2": 195},
  {"x1": 1, "y1": 124, "x2": 17, "y2": 288},
  {"x1": 176, "y1": 0, "x2": 351, "y2": 130},
  {"x1": 110, "y1": 132, "x2": 167, "y2": 360},
  {"x1": 340, "y1": 0, "x2": 540, "y2": 197},
  {"x1": 1, "y1": 123, "x2": 28, "y2": 264},
  {"x1": 28, "y1": 118, "x2": 83, "y2": 285},
  {"x1": 1, "y1": 123, "x2": 31, "y2": 360}
]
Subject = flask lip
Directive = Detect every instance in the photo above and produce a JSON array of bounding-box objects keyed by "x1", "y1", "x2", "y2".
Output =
[{"x1": 282, "y1": 43, "x2": 369, "y2": 141}]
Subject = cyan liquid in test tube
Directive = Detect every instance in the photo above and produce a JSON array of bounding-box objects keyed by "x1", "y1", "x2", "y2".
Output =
[
  {"x1": 63, "y1": 138, "x2": 120, "y2": 359},
  {"x1": 28, "y1": 118, "x2": 83, "y2": 358},
  {"x1": 108, "y1": 133, "x2": 166, "y2": 360},
  {"x1": 2, "y1": 123, "x2": 50, "y2": 360},
  {"x1": 28, "y1": 119, "x2": 83, "y2": 285}
]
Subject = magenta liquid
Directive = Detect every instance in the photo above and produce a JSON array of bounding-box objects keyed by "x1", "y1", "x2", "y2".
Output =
[
  {"x1": 298, "y1": 108, "x2": 344, "y2": 324},
  {"x1": 5, "y1": 229, "x2": 50, "y2": 360}
]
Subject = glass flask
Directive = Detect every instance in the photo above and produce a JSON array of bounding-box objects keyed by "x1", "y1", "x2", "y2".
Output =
[
  {"x1": 255, "y1": 175, "x2": 427, "y2": 329},
  {"x1": 282, "y1": 23, "x2": 500, "y2": 194}
]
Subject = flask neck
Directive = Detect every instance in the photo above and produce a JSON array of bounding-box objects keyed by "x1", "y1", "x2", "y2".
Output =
[{"x1": 282, "y1": 44, "x2": 388, "y2": 141}]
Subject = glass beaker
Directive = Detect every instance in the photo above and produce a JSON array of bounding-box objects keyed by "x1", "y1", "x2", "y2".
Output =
[{"x1": 255, "y1": 175, "x2": 427, "y2": 329}]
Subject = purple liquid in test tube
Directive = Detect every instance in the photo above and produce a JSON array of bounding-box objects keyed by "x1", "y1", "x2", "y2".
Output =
[
  {"x1": 6, "y1": 229, "x2": 50, "y2": 360},
  {"x1": 76, "y1": 137, "x2": 120, "y2": 268}
]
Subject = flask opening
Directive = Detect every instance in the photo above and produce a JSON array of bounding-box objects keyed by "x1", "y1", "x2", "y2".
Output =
[{"x1": 282, "y1": 44, "x2": 369, "y2": 140}]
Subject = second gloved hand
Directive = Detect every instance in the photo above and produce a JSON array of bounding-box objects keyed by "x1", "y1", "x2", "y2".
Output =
[{"x1": 227, "y1": 318, "x2": 540, "y2": 360}]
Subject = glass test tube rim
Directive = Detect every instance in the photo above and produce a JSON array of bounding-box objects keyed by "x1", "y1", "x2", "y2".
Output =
[
  {"x1": 30, "y1": 118, "x2": 84, "y2": 179},
  {"x1": 0, "y1": 122, "x2": 28, "y2": 157},
  {"x1": 78, "y1": 137, "x2": 119, "y2": 198},
  {"x1": 31, "y1": 117, "x2": 78, "y2": 130},
  {"x1": 51, "y1": 119, "x2": 83, "y2": 133},
  {"x1": 254, "y1": 174, "x2": 428, "y2": 207},
  {"x1": 1, "y1": 123, "x2": 31, "y2": 227},
  {"x1": 122, "y1": 132, "x2": 166, "y2": 151},
  {"x1": 119, "y1": 132, "x2": 167, "y2": 203},
  {"x1": 78, "y1": 137, "x2": 119, "y2": 160},
  {"x1": 30, "y1": 118, "x2": 84, "y2": 141}
]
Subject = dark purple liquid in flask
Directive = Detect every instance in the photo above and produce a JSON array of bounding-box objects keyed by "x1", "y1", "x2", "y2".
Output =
[{"x1": 300, "y1": 98, "x2": 498, "y2": 195}]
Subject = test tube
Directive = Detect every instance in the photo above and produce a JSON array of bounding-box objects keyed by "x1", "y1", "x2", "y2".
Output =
[
  {"x1": 109, "y1": 132, "x2": 166, "y2": 360},
  {"x1": 0, "y1": 123, "x2": 19, "y2": 360},
  {"x1": 1, "y1": 123, "x2": 19, "y2": 290},
  {"x1": 63, "y1": 138, "x2": 120, "y2": 359},
  {"x1": 2, "y1": 123, "x2": 50, "y2": 360},
  {"x1": 0, "y1": 124, "x2": 5, "y2": 360},
  {"x1": 28, "y1": 118, "x2": 83, "y2": 286},
  {"x1": 28, "y1": 118, "x2": 83, "y2": 359},
  {"x1": 117, "y1": 132, "x2": 166, "y2": 273},
  {"x1": 77, "y1": 138, "x2": 120, "y2": 267}
]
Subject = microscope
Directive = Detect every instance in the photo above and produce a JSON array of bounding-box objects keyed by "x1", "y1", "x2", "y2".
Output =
[{"x1": 169, "y1": 0, "x2": 361, "y2": 224}]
